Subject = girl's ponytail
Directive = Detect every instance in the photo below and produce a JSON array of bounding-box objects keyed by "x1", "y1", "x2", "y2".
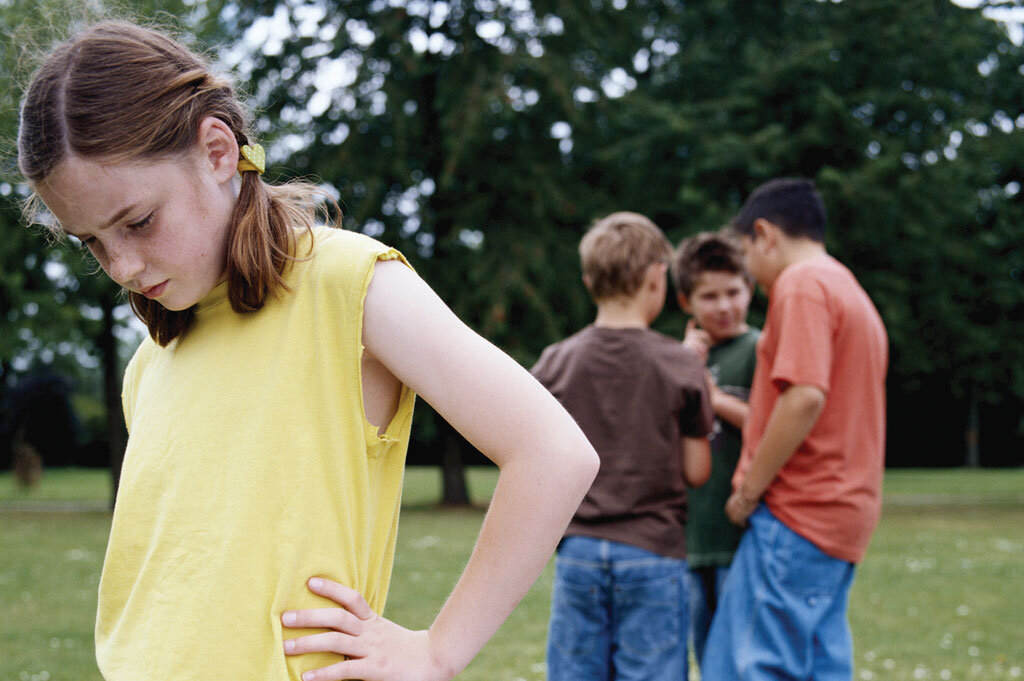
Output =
[{"x1": 227, "y1": 164, "x2": 297, "y2": 312}]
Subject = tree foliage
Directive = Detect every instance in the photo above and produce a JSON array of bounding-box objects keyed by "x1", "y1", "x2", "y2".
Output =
[{"x1": 2, "y1": 0, "x2": 1022, "y2": 473}]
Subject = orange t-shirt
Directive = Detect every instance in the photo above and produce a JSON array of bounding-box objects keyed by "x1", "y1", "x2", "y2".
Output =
[{"x1": 733, "y1": 254, "x2": 888, "y2": 563}]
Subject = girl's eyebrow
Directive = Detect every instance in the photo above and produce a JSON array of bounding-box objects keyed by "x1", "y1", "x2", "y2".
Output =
[
  {"x1": 65, "y1": 203, "x2": 141, "y2": 240},
  {"x1": 102, "y1": 203, "x2": 140, "y2": 230}
]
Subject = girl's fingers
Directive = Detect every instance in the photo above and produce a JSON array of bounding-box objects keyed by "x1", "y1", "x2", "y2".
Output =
[
  {"x1": 306, "y1": 577, "x2": 376, "y2": 620},
  {"x1": 281, "y1": 607, "x2": 365, "y2": 633},
  {"x1": 283, "y1": 631, "x2": 365, "y2": 658},
  {"x1": 296, "y1": 657, "x2": 371, "y2": 681}
]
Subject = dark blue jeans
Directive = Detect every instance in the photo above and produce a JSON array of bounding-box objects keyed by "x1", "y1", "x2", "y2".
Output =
[
  {"x1": 546, "y1": 535, "x2": 689, "y2": 681},
  {"x1": 686, "y1": 563, "x2": 731, "y2": 670}
]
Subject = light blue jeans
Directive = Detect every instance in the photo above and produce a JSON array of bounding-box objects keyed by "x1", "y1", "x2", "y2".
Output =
[
  {"x1": 686, "y1": 563, "x2": 731, "y2": 670},
  {"x1": 702, "y1": 505, "x2": 856, "y2": 680},
  {"x1": 546, "y1": 535, "x2": 689, "y2": 681}
]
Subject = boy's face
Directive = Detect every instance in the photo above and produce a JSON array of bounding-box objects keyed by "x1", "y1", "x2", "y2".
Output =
[
  {"x1": 739, "y1": 232, "x2": 774, "y2": 291},
  {"x1": 678, "y1": 270, "x2": 752, "y2": 343}
]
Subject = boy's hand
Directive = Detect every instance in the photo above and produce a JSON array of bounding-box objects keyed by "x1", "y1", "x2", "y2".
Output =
[
  {"x1": 682, "y1": 318, "x2": 711, "y2": 364},
  {"x1": 725, "y1": 488, "x2": 759, "y2": 526},
  {"x1": 282, "y1": 577, "x2": 453, "y2": 681}
]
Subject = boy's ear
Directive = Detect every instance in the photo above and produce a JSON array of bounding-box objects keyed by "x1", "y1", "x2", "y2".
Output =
[
  {"x1": 676, "y1": 291, "x2": 692, "y2": 313},
  {"x1": 753, "y1": 218, "x2": 780, "y2": 248},
  {"x1": 643, "y1": 261, "x2": 668, "y2": 293},
  {"x1": 195, "y1": 116, "x2": 240, "y2": 184}
]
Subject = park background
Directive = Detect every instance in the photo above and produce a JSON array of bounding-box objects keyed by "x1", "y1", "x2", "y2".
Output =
[{"x1": 1, "y1": 0, "x2": 1022, "y2": 679}]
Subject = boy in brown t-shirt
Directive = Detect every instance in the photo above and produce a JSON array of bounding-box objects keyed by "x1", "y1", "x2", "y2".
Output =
[{"x1": 532, "y1": 212, "x2": 713, "y2": 681}]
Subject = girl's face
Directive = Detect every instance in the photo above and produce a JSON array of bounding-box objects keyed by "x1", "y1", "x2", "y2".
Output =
[{"x1": 35, "y1": 119, "x2": 239, "y2": 311}]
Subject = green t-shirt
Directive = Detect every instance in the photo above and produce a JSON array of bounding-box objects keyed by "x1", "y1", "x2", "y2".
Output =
[{"x1": 685, "y1": 327, "x2": 759, "y2": 568}]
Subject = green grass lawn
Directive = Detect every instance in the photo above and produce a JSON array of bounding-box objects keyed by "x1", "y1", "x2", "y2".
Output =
[{"x1": 2, "y1": 467, "x2": 1023, "y2": 680}]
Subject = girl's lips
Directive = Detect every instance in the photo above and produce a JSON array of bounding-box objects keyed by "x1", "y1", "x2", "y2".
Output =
[{"x1": 141, "y1": 280, "x2": 168, "y2": 299}]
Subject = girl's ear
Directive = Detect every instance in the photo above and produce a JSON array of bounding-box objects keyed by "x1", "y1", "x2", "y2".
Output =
[
  {"x1": 195, "y1": 116, "x2": 240, "y2": 184},
  {"x1": 677, "y1": 292, "x2": 692, "y2": 313}
]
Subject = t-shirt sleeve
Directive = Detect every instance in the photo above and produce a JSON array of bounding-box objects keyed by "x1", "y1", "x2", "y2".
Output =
[
  {"x1": 531, "y1": 343, "x2": 561, "y2": 389},
  {"x1": 770, "y1": 291, "x2": 833, "y2": 394},
  {"x1": 678, "y1": 357, "x2": 715, "y2": 438}
]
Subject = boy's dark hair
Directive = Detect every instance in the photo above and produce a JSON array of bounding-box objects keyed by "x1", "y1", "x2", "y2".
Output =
[
  {"x1": 731, "y1": 178, "x2": 826, "y2": 242},
  {"x1": 671, "y1": 232, "x2": 753, "y2": 296}
]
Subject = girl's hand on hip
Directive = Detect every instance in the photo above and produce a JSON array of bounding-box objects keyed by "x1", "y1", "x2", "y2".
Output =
[{"x1": 282, "y1": 577, "x2": 453, "y2": 681}]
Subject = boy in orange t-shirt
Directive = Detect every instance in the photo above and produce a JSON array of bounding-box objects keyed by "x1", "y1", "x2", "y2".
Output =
[{"x1": 702, "y1": 178, "x2": 888, "y2": 680}]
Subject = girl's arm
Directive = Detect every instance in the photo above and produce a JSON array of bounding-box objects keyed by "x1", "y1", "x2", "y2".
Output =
[{"x1": 282, "y1": 259, "x2": 599, "y2": 681}]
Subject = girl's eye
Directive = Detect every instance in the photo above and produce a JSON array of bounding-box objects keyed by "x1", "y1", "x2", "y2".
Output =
[
  {"x1": 127, "y1": 212, "x2": 154, "y2": 230},
  {"x1": 71, "y1": 234, "x2": 96, "y2": 250}
]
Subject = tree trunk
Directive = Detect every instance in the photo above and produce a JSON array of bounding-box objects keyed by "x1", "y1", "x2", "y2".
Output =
[
  {"x1": 100, "y1": 298, "x2": 126, "y2": 509},
  {"x1": 441, "y1": 429, "x2": 470, "y2": 506},
  {"x1": 964, "y1": 389, "x2": 980, "y2": 468}
]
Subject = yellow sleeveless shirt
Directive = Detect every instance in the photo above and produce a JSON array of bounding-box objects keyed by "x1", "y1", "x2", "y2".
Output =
[{"x1": 96, "y1": 228, "x2": 415, "y2": 680}]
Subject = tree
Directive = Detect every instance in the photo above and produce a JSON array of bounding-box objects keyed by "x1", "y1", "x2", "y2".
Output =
[
  {"x1": 567, "y1": 0, "x2": 1024, "y2": 464},
  {"x1": 3, "y1": 0, "x2": 1022, "y2": 487},
  {"x1": 216, "y1": 0, "x2": 643, "y2": 500}
]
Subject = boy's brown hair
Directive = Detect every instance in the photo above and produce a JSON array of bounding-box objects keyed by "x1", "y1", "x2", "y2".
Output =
[
  {"x1": 579, "y1": 211, "x2": 672, "y2": 301},
  {"x1": 671, "y1": 231, "x2": 753, "y2": 296}
]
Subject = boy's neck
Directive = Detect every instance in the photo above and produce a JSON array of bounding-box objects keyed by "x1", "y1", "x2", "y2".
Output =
[
  {"x1": 764, "y1": 238, "x2": 827, "y2": 289},
  {"x1": 593, "y1": 297, "x2": 650, "y2": 329},
  {"x1": 779, "y1": 239, "x2": 827, "y2": 270},
  {"x1": 708, "y1": 323, "x2": 750, "y2": 345}
]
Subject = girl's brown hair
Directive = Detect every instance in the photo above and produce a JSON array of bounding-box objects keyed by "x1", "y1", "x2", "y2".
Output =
[{"x1": 17, "y1": 20, "x2": 335, "y2": 346}]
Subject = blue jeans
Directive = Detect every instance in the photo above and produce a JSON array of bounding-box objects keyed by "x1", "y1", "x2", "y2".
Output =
[
  {"x1": 702, "y1": 505, "x2": 856, "y2": 680},
  {"x1": 686, "y1": 563, "x2": 731, "y2": 670},
  {"x1": 546, "y1": 535, "x2": 689, "y2": 681}
]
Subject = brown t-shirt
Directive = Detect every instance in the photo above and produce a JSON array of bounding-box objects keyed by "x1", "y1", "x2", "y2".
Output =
[{"x1": 532, "y1": 325, "x2": 713, "y2": 558}]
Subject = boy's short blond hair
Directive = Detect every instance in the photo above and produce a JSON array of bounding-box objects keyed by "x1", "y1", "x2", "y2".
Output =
[{"x1": 579, "y1": 212, "x2": 672, "y2": 301}]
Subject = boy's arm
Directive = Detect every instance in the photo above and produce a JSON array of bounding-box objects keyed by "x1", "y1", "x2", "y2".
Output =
[
  {"x1": 707, "y1": 374, "x2": 750, "y2": 430},
  {"x1": 681, "y1": 436, "x2": 711, "y2": 488},
  {"x1": 725, "y1": 383, "x2": 825, "y2": 526}
]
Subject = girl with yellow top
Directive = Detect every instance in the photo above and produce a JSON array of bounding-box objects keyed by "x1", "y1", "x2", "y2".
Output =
[{"x1": 18, "y1": 20, "x2": 598, "y2": 681}]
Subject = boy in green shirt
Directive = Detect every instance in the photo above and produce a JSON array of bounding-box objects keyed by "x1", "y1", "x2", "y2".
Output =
[{"x1": 671, "y1": 232, "x2": 759, "y2": 670}]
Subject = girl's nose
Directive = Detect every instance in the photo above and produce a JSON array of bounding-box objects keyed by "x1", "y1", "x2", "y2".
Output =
[{"x1": 106, "y1": 245, "x2": 145, "y2": 285}]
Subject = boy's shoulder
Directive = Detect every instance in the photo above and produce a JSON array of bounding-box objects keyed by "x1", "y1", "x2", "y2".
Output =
[
  {"x1": 534, "y1": 326, "x2": 702, "y2": 382},
  {"x1": 540, "y1": 325, "x2": 687, "y2": 357},
  {"x1": 775, "y1": 254, "x2": 856, "y2": 296}
]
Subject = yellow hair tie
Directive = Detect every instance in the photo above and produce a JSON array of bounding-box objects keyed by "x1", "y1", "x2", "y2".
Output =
[{"x1": 238, "y1": 143, "x2": 266, "y2": 175}]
